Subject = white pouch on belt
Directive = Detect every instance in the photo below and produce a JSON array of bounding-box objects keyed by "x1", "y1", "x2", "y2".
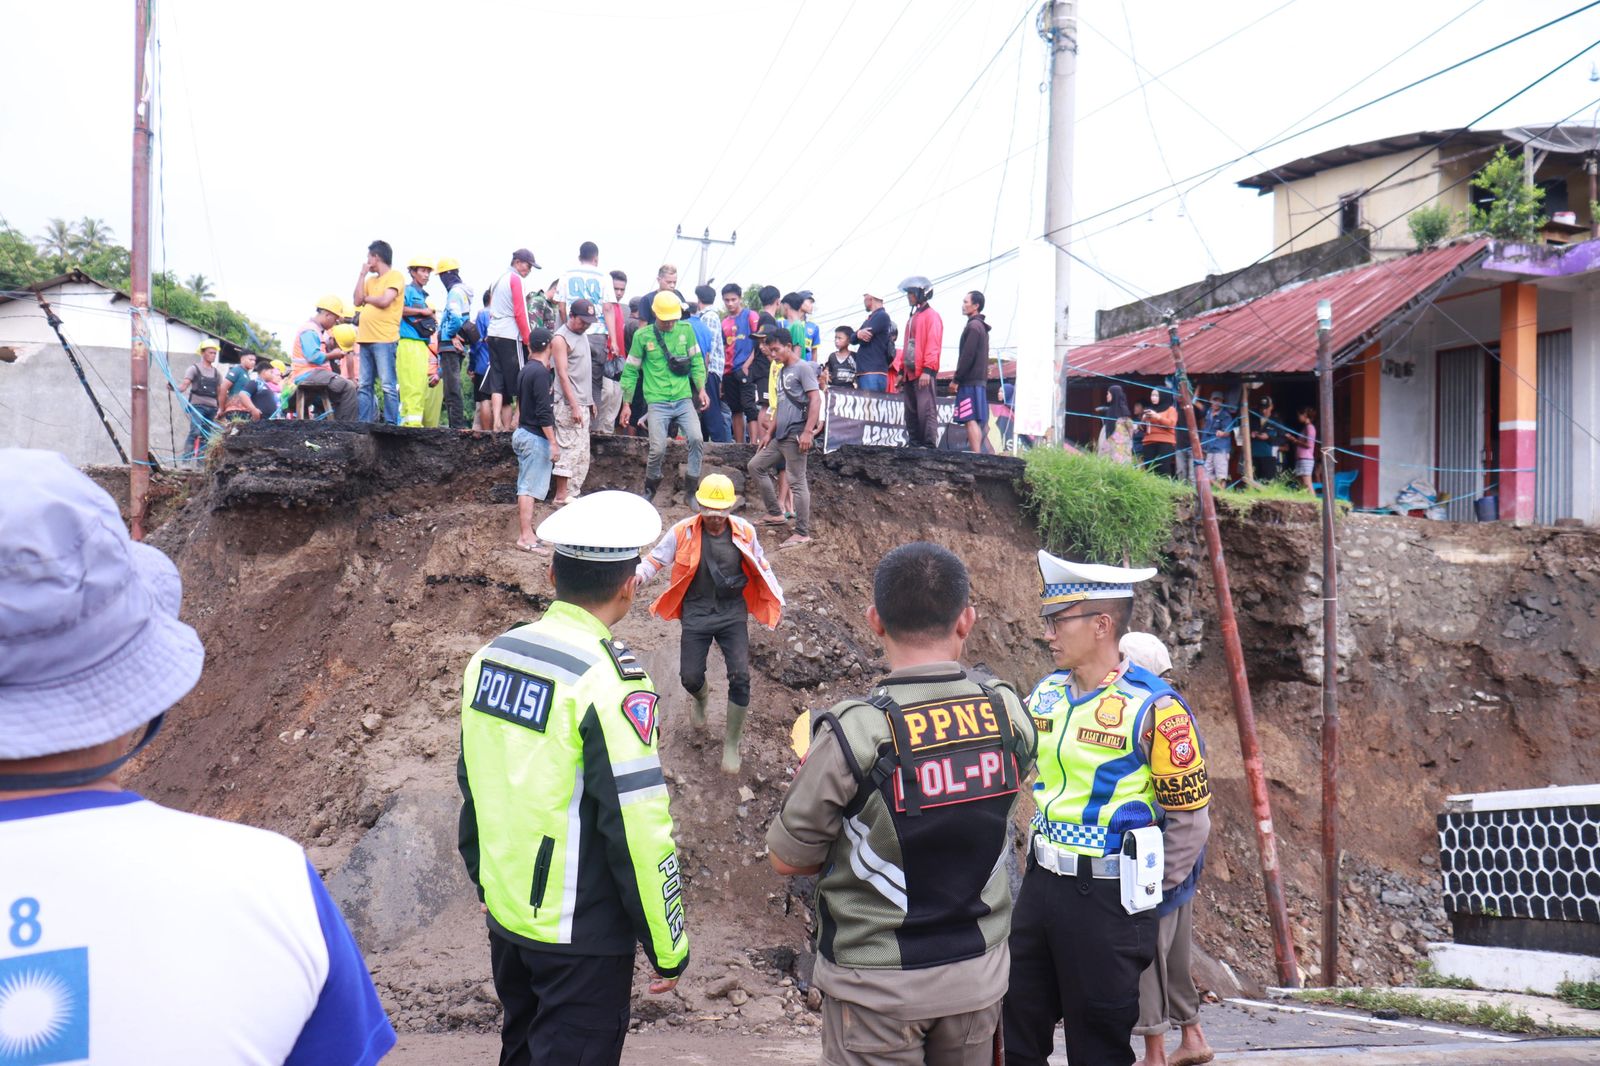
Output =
[{"x1": 1119, "y1": 826, "x2": 1164, "y2": 914}]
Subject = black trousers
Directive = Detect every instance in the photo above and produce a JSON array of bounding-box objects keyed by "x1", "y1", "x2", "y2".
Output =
[
  {"x1": 1253, "y1": 454, "x2": 1280, "y2": 481},
  {"x1": 488, "y1": 933, "x2": 632, "y2": 1066},
  {"x1": 1003, "y1": 863, "x2": 1156, "y2": 1066},
  {"x1": 680, "y1": 612, "x2": 750, "y2": 705},
  {"x1": 441, "y1": 347, "x2": 468, "y2": 428}
]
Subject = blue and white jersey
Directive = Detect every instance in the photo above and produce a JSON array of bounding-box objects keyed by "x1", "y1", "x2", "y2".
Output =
[
  {"x1": 0, "y1": 790, "x2": 394, "y2": 1065},
  {"x1": 557, "y1": 266, "x2": 609, "y2": 337}
]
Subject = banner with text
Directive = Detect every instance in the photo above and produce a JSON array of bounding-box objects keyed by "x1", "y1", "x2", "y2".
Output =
[{"x1": 822, "y1": 388, "x2": 1012, "y2": 453}]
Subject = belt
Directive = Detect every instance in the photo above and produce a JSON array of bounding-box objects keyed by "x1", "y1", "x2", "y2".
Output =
[{"x1": 1032, "y1": 834, "x2": 1121, "y2": 879}]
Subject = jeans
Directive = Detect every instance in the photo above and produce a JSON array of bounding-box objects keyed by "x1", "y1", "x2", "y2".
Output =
[
  {"x1": 512, "y1": 427, "x2": 553, "y2": 500},
  {"x1": 358, "y1": 341, "x2": 400, "y2": 423},
  {"x1": 646, "y1": 397, "x2": 704, "y2": 482},
  {"x1": 749, "y1": 436, "x2": 810, "y2": 536},
  {"x1": 184, "y1": 404, "x2": 217, "y2": 461},
  {"x1": 857, "y1": 372, "x2": 888, "y2": 393},
  {"x1": 700, "y1": 373, "x2": 732, "y2": 443}
]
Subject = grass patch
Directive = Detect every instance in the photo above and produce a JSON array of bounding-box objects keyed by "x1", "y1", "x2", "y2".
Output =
[
  {"x1": 1213, "y1": 479, "x2": 1319, "y2": 513},
  {"x1": 1558, "y1": 979, "x2": 1600, "y2": 1011},
  {"x1": 1291, "y1": 988, "x2": 1597, "y2": 1036},
  {"x1": 1414, "y1": 961, "x2": 1476, "y2": 990},
  {"x1": 1020, "y1": 446, "x2": 1187, "y2": 565}
]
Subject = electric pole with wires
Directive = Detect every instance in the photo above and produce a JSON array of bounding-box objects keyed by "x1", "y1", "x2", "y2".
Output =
[
  {"x1": 1040, "y1": 0, "x2": 1078, "y2": 439},
  {"x1": 674, "y1": 226, "x2": 737, "y2": 288},
  {"x1": 129, "y1": 0, "x2": 154, "y2": 540}
]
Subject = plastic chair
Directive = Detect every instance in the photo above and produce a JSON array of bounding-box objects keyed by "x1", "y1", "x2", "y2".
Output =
[{"x1": 1311, "y1": 470, "x2": 1359, "y2": 502}]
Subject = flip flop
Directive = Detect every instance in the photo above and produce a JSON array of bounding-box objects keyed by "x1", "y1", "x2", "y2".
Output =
[
  {"x1": 779, "y1": 534, "x2": 812, "y2": 549},
  {"x1": 759, "y1": 514, "x2": 790, "y2": 526},
  {"x1": 515, "y1": 541, "x2": 550, "y2": 555}
]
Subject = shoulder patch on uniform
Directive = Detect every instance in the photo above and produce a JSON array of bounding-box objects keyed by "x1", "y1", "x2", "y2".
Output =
[
  {"x1": 621, "y1": 690, "x2": 658, "y2": 745},
  {"x1": 603, "y1": 638, "x2": 649, "y2": 681}
]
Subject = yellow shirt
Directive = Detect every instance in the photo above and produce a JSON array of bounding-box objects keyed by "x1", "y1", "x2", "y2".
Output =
[{"x1": 356, "y1": 269, "x2": 407, "y2": 343}]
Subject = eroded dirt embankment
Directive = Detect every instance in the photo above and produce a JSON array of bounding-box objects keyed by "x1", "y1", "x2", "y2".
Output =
[{"x1": 127, "y1": 422, "x2": 1600, "y2": 1034}]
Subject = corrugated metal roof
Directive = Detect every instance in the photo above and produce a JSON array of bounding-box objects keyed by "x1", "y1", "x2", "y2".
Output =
[{"x1": 1066, "y1": 239, "x2": 1488, "y2": 378}]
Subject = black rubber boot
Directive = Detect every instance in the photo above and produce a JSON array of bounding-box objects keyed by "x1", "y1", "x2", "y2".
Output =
[
  {"x1": 643, "y1": 477, "x2": 661, "y2": 502},
  {"x1": 686, "y1": 475, "x2": 701, "y2": 512}
]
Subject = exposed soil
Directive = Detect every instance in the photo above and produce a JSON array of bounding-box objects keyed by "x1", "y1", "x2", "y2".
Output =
[{"x1": 125, "y1": 421, "x2": 1600, "y2": 1039}]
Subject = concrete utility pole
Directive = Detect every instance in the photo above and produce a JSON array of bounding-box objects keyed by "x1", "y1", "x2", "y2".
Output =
[
  {"x1": 1040, "y1": 0, "x2": 1077, "y2": 439},
  {"x1": 1317, "y1": 298, "x2": 1342, "y2": 988},
  {"x1": 674, "y1": 226, "x2": 737, "y2": 288},
  {"x1": 129, "y1": 0, "x2": 154, "y2": 540}
]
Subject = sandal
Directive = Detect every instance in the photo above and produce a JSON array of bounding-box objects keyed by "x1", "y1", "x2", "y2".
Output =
[
  {"x1": 1171, "y1": 1049, "x2": 1215, "y2": 1066},
  {"x1": 759, "y1": 514, "x2": 790, "y2": 526},
  {"x1": 515, "y1": 540, "x2": 550, "y2": 555},
  {"x1": 779, "y1": 534, "x2": 812, "y2": 549}
]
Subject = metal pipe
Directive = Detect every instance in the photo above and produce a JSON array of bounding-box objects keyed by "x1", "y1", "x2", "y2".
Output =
[
  {"x1": 1166, "y1": 315, "x2": 1300, "y2": 988},
  {"x1": 129, "y1": 0, "x2": 154, "y2": 540},
  {"x1": 1041, "y1": 0, "x2": 1077, "y2": 440},
  {"x1": 1316, "y1": 300, "x2": 1341, "y2": 988}
]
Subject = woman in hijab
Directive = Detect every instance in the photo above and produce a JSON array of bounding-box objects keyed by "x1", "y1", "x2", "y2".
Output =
[{"x1": 1097, "y1": 384, "x2": 1136, "y2": 465}]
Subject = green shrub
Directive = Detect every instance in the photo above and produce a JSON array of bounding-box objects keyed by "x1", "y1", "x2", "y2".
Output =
[
  {"x1": 1464, "y1": 146, "x2": 1547, "y2": 242},
  {"x1": 1407, "y1": 204, "x2": 1454, "y2": 249},
  {"x1": 1020, "y1": 446, "x2": 1187, "y2": 565},
  {"x1": 1557, "y1": 979, "x2": 1600, "y2": 1011}
]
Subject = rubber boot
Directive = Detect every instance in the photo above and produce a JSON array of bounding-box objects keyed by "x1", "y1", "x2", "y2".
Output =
[
  {"x1": 722, "y1": 700, "x2": 749, "y2": 775},
  {"x1": 643, "y1": 476, "x2": 662, "y2": 502},
  {"x1": 689, "y1": 684, "x2": 710, "y2": 729},
  {"x1": 686, "y1": 474, "x2": 701, "y2": 512}
]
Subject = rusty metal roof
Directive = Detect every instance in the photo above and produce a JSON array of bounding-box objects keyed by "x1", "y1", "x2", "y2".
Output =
[{"x1": 1066, "y1": 239, "x2": 1488, "y2": 378}]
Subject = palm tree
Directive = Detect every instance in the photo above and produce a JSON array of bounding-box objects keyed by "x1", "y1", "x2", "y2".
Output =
[
  {"x1": 76, "y1": 217, "x2": 114, "y2": 252},
  {"x1": 37, "y1": 218, "x2": 76, "y2": 266},
  {"x1": 186, "y1": 273, "x2": 214, "y2": 299}
]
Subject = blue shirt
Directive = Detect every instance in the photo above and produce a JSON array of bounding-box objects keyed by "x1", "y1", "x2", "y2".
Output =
[
  {"x1": 1201, "y1": 408, "x2": 1235, "y2": 453},
  {"x1": 688, "y1": 315, "x2": 720, "y2": 375},
  {"x1": 399, "y1": 282, "x2": 431, "y2": 342},
  {"x1": 471, "y1": 310, "x2": 492, "y2": 374}
]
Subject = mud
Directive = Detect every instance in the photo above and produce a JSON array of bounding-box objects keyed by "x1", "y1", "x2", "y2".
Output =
[{"x1": 125, "y1": 420, "x2": 1600, "y2": 1036}]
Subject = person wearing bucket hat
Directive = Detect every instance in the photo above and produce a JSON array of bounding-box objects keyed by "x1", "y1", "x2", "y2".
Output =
[
  {"x1": 636, "y1": 473, "x2": 785, "y2": 774},
  {"x1": 457, "y1": 491, "x2": 686, "y2": 1065},
  {"x1": 853, "y1": 289, "x2": 895, "y2": 393},
  {"x1": 0, "y1": 450, "x2": 396, "y2": 1064}
]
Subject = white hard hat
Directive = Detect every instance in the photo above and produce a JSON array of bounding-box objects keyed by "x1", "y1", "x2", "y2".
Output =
[
  {"x1": 1120, "y1": 631, "x2": 1173, "y2": 677},
  {"x1": 536, "y1": 490, "x2": 663, "y2": 561}
]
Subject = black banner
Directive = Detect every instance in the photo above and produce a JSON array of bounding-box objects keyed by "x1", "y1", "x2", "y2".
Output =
[{"x1": 822, "y1": 387, "x2": 1013, "y2": 452}]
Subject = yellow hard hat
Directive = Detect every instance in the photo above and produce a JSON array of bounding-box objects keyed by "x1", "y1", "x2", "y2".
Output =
[
  {"x1": 435, "y1": 256, "x2": 460, "y2": 273},
  {"x1": 315, "y1": 293, "x2": 345, "y2": 317},
  {"x1": 695, "y1": 473, "x2": 737, "y2": 511},
  {"x1": 330, "y1": 323, "x2": 357, "y2": 352},
  {"x1": 651, "y1": 290, "x2": 683, "y2": 321},
  {"x1": 407, "y1": 255, "x2": 434, "y2": 271},
  {"x1": 198, "y1": 338, "x2": 220, "y2": 353}
]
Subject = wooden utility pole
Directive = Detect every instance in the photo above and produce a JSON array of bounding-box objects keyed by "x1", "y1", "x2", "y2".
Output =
[
  {"x1": 1168, "y1": 316, "x2": 1300, "y2": 988},
  {"x1": 1317, "y1": 298, "x2": 1342, "y2": 987},
  {"x1": 1040, "y1": 0, "x2": 1076, "y2": 438},
  {"x1": 129, "y1": 0, "x2": 154, "y2": 539},
  {"x1": 674, "y1": 226, "x2": 736, "y2": 288}
]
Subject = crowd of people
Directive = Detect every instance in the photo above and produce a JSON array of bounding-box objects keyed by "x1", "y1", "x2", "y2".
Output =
[
  {"x1": 176, "y1": 241, "x2": 1000, "y2": 529},
  {"x1": 1092, "y1": 385, "x2": 1321, "y2": 490}
]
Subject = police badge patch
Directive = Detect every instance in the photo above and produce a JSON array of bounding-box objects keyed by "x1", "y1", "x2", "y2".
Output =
[
  {"x1": 1094, "y1": 693, "x2": 1126, "y2": 728},
  {"x1": 621, "y1": 691, "x2": 658, "y2": 745}
]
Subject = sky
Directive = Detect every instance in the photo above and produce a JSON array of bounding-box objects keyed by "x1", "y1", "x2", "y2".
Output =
[{"x1": 5, "y1": 0, "x2": 1600, "y2": 363}]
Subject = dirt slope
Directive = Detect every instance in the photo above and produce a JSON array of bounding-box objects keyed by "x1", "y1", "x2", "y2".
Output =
[{"x1": 129, "y1": 422, "x2": 1600, "y2": 1035}]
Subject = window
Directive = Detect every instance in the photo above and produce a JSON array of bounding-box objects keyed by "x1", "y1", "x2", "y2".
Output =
[{"x1": 1338, "y1": 195, "x2": 1362, "y2": 236}]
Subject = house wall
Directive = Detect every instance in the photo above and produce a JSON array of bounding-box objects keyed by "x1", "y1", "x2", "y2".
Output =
[
  {"x1": 1271, "y1": 150, "x2": 1450, "y2": 257},
  {"x1": 1568, "y1": 282, "x2": 1600, "y2": 524},
  {"x1": 0, "y1": 340, "x2": 203, "y2": 467},
  {"x1": 1379, "y1": 309, "x2": 1438, "y2": 507},
  {"x1": 0, "y1": 281, "x2": 216, "y2": 355}
]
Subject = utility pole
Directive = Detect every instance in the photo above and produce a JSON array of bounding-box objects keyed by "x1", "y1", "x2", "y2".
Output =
[
  {"x1": 1317, "y1": 298, "x2": 1342, "y2": 988},
  {"x1": 129, "y1": 0, "x2": 154, "y2": 540},
  {"x1": 674, "y1": 225, "x2": 737, "y2": 288},
  {"x1": 1167, "y1": 315, "x2": 1300, "y2": 988},
  {"x1": 1040, "y1": 0, "x2": 1077, "y2": 439}
]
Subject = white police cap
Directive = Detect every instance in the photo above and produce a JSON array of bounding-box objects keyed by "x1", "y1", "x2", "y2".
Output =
[
  {"x1": 536, "y1": 490, "x2": 663, "y2": 562},
  {"x1": 1038, "y1": 549, "x2": 1156, "y2": 616}
]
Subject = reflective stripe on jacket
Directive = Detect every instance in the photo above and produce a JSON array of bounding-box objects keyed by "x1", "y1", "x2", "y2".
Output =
[
  {"x1": 457, "y1": 600, "x2": 688, "y2": 976},
  {"x1": 638, "y1": 514, "x2": 784, "y2": 628}
]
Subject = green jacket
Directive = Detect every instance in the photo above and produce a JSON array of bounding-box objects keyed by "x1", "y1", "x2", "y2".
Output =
[
  {"x1": 620, "y1": 321, "x2": 706, "y2": 405},
  {"x1": 457, "y1": 600, "x2": 688, "y2": 975}
]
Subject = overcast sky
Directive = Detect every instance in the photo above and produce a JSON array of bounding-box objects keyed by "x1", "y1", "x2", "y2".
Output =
[{"x1": 5, "y1": 0, "x2": 1599, "y2": 362}]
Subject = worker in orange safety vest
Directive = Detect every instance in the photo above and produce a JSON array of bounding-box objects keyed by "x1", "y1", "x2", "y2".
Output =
[{"x1": 636, "y1": 473, "x2": 784, "y2": 774}]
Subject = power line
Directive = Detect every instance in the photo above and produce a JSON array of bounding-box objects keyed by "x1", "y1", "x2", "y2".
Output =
[{"x1": 798, "y1": 0, "x2": 1039, "y2": 290}]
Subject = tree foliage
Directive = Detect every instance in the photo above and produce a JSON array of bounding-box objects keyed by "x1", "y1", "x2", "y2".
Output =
[
  {"x1": 1464, "y1": 147, "x2": 1548, "y2": 242},
  {"x1": 0, "y1": 214, "x2": 280, "y2": 354},
  {"x1": 1407, "y1": 204, "x2": 1454, "y2": 250}
]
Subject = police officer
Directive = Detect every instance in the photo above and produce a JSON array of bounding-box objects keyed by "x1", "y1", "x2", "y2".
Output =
[
  {"x1": 457, "y1": 490, "x2": 688, "y2": 1066},
  {"x1": 766, "y1": 542, "x2": 1037, "y2": 1066},
  {"x1": 1004, "y1": 553, "x2": 1212, "y2": 1066}
]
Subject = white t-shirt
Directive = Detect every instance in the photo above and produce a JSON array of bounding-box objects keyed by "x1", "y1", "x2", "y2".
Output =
[
  {"x1": 557, "y1": 265, "x2": 610, "y2": 337},
  {"x1": 0, "y1": 790, "x2": 394, "y2": 1065}
]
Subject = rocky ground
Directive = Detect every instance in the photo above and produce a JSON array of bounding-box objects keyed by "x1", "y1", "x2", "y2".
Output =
[{"x1": 111, "y1": 421, "x2": 1600, "y2": 1039}]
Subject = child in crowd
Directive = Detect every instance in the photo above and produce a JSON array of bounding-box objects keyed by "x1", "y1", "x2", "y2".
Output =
[
  {"x1": 1291, "y1": 406, "x2": 1318, "y2": 490},
  {"x1": 826, "y1": 326, "x2": 857, "y2": 389}
]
